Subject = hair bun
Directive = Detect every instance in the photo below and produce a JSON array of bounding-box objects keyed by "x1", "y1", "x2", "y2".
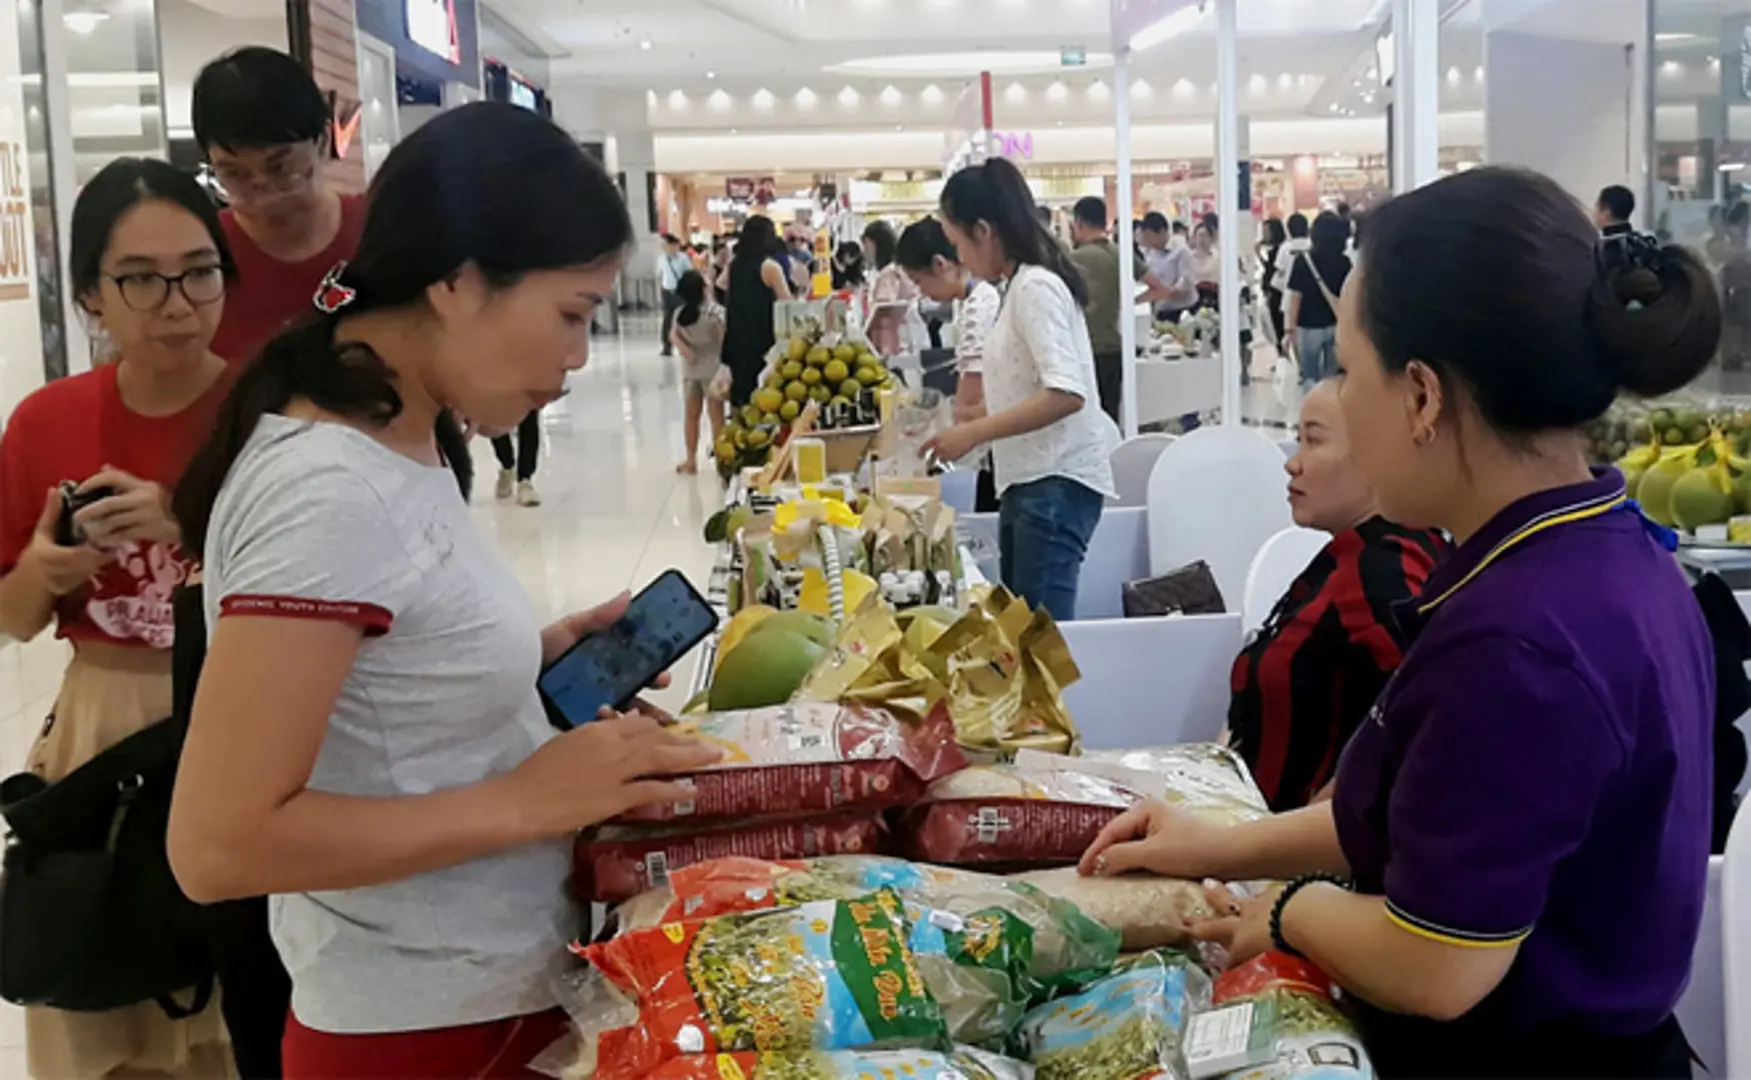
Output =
[{"x1": 1586, "y1": 239, "x2": 1720, "y2": 398}]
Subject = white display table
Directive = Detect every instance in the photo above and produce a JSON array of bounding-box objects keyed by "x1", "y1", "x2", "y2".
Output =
[{"x1": 1135, "y1": 351, "x2": 1223, "y2": 427}]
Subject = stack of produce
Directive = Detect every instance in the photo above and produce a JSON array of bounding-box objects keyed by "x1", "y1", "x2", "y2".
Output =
[
  {"x1": 703, "y1": 609, "x2": 839, "y2": 712},
  {"x1": 572, "y1": 702, "x2": 965, "y2": 902},
  {"x1": 1588, "y1": 397, "x2": 1751, "y2": 535}
]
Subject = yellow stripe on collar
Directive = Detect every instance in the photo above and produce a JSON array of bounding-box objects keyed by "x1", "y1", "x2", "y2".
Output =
[{"x1": 1416, "y1": 493, "x2": 1628, "y2": 616}]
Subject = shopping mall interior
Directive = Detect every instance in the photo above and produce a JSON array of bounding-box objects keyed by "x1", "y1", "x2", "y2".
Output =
[{"x1": 1, "y1": 0, "x2": 1750, "y2": 1076}]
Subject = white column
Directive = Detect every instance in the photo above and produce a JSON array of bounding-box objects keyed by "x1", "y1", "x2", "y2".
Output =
[
  {"x1": 1631, "y1": 0, "x2": 1653, "y2": 229},
  {"x1": 1114, "y1": 45, "x2": 1138, "y2": 439},
  {"x1": 38, "y1": 0, "x2": 88, "y2": 374},
  {"x1": 1215, "y1": 0, "x2": 1241, "y2": 426},
  {"x1": 1392, "y1": 0, "x2": 1440, "y2": 193}
]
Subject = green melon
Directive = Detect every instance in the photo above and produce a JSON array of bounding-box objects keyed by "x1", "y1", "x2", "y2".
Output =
[
  {"x1": 707, "y1": 631, "x2": 827, "y2": 711},
  {"x1": 1636, "y1": 458, "x2": 1688, "y2": 527},
  {"x1": 1671, "y1": 468, "x2": 1735, "y2": 531}
]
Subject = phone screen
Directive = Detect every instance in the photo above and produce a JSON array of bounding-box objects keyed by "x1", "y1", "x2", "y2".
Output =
[{"x1": 537, "y1": 570, "x2": 718, "y2": 730}]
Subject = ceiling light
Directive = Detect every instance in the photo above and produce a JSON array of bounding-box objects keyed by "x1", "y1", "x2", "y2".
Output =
[
  {"x1": 752, "y1": 88, "x2": 775, "y2": 109},
  {"x1": 921, "y1": 83, "x2": 944, "y2": 105},
  {"x1": 646, "y1": 89, "x2": 657, "y2": 105},
  {"x1": 729, "y1": 128, "x2": 739, "y2": 135},
  {"x1": 796, "y1": 87, "x2": 818, "y2": 107},
  {"x1": 1171, "y1": 78, "x2": 1193, "y2": 99},
  {"x1": 1474, "y1": 65, "x2": 1484, "y2": 81},
  {"x1": 881, "y1": 85, "x2": 903, "y2": 106},
  {"x1": 1247, "y1": 73, "x2": 1266, "y2": 96},
  {"x1": 1005, "y1": 82, "x2": 1028, "y2": 103},
  {"x1": 1129, "y1": 4, "x2": 1205, "y2": 53},
  {"x1": 1277, "y1": 72, "x2": 1292, "y2": 89},
  {"x1": 1047, "y1": 80, "x2": 1068, "y2": 103},
  {"x1": 1660, "y1": 60, "x2": 1683, "y2": 75},
  {"x1": 1446, "y1": 65, "x2": 1460, "y2": 86},
  {"x1": 706, "y1": 71, "x2": 716, "y2": 80},
  {"x1": 709, "y1": 89, "x2": 732, "y2": 109},
  {"x1": 639, "y1": 38, "x2": 652, "y2": 50},
  {"x1": 839, "y1": 86, "x2": 861, "y2": 107},
  {"x1": 1131, "y1": 79, "x2": 1153, "y2": 99},
  {"x1": 668, "y1": 89, "x2": 689, "y2": 109},
  {"x1": 829, "y1": 50, "x2": 1113, "y2": 77},
  {"x1": 1087, "y1": 79, "x2": 1110, "y2": 102},
  {"x1": 62, "y1": 10, "x2": 109, "y2": 33},
  {"x1": 895, "y1": 124, "x2": 905, "y2": 131},
  {"x1": 1656, "y1": 32, "x2": 1697, "y2": 42}
]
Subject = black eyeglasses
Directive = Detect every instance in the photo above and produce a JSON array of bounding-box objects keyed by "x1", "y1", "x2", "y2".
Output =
[{"x1": 106, "y1": 267, "x2": 226, "y2": 312}]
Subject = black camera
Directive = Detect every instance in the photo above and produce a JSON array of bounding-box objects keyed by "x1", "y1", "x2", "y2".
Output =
[{"x1": 56, "y1": 481, "x2": 117, "y2": 547}]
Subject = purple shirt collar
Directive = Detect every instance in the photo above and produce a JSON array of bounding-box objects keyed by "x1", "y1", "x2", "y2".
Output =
[{"x1": 1398, "y1": 468, "x2": 1654, "y2": 634}]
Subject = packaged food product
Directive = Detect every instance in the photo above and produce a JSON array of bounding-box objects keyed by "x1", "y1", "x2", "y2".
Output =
[
  {"x1": 1195, "y1": 953, "x2": 1373, "y2": 1080},
  {"x1": 1014, "y1": 951, "x2": 1212, "y2": 1080},
  {"x1": 635, "y1": 1047, "x2": 1035, "y2": 1080},
  {"x1": 573, "y1": 890, "x2": 947, "y2": 1080},
  {"x1": 616, "y1": 856, "x2": 1121, "y2": 997},
  {"x1": 898, "y1": 767, "x2": 1143, "y2": 868},
  {"x1": 615, "y1": 702, "x2": 965, "y2": 824},
  {"x1": 1064, "y1": 745, "x2": 1269, "y2": 825},
  {"x1": 925, "y1": 590, "x2": 1081, "y2": 758},
  {"x1": 1009, "y1": 868, "x2": 1217, "y2": 951},
  {"x1": 574, "y1": 814, "x2": 886, "y2": 903}
]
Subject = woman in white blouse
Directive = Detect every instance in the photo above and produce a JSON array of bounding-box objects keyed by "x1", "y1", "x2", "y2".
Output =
[{"x1": 924, "y1": 158, "x2": 1120, "y2": 620}]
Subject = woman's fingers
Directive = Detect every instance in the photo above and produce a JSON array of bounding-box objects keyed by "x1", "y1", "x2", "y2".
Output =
[{"x1": 1078, "y1": 804, "x2": 1152, "y2": 876}]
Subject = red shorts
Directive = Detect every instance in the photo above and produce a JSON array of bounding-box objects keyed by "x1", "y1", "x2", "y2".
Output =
[{"x1": 283, "y1": 1008, "x2": 572, "y2": 1080}]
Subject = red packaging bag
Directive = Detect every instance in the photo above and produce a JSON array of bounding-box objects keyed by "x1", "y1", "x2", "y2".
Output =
[
  {"x1": 574, "y1": 814, "x2": 886, "y2": 903},
  {"x1": 615, "y1": 702, "x2": 965, "y2": 824},
  {"x1": 898, "y1": 766, "x2": 1144, "y2": 868}
]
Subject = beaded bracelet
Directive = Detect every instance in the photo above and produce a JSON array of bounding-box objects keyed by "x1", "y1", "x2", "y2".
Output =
[{"x1": 1269, "y1": 873, "x2": 1352, "y2": 958}]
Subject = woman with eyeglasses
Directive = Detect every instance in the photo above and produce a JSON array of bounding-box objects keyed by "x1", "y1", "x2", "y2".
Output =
[{"x1": 0, "y1": 158, "x2": 234, "y2": 1077}]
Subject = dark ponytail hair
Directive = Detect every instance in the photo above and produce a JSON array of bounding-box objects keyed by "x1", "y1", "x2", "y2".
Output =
[
  {"x1": 70, "y1": 157, "x2": 234, "y2": 310},
  {"x1": 939, "y1": 157, "x2": 1086, "y2": 305},
  {"x1": 1358, "y1": 165, "x2": 1719, "y2": 435},
  {"x1": 174, "y1": 102, "x2": 632, "y2": 548},
  {"x1": 676, "y1": 269, "x2": 708, "y2": 328}
]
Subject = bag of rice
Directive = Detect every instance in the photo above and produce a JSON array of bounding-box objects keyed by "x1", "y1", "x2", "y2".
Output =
[
  {"x1": 614, "y1": 857, "x2": 1120, "y2": 998},
  {"x1": 574, "y1": 814, "x2": 886, "y2": 903},
  {"x1": 572, "y1": 889, "x2": 947, "y2": 1080},
  {"x1": 1068, "y1": 746, "x2": 1269, "y2": 825},
  {"x1": 898, "y1": 767, "x2": 1144, "y2": 868},
  {"x1": 617, "y1": 703, "x2": 966, "y2": 824},
  {"x1": 636, "y1": 1046, "x2": 1036, "y2": 1080},
  {"x1": 1008, "y1": 868, "x2": 1216, "y2": 951},
  {"x1": 1182, "y1": 953, "x2": 1373, "y2": 1080},
  {"x1": 1014, "y1": 951, "x2": 1212, "y2": 1080}
]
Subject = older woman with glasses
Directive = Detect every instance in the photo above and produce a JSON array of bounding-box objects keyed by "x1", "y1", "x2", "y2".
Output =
[{"x1": 0, "y1": 157, "x2": 235, "y2": 1078}]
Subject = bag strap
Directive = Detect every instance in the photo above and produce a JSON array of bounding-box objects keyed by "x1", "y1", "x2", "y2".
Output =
[
  {"x1": 155, "y1": 975, "x2": 214, "y2": 1021},
  {"x1": 1301, "y1": 252, "x2": 1341, "y2": 311}
]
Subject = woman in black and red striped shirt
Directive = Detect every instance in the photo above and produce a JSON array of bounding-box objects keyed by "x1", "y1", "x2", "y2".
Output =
[{"x1": 1227, "y1": 380, "x2": 1446, "y2": 811}]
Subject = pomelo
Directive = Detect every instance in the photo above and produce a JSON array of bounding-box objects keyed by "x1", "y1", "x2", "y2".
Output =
[{"x1": 708, "y1": 631, "x2": 826, "y2": 710}]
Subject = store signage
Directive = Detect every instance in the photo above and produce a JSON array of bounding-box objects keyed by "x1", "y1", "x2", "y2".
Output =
[
  {"x1": 1061, "y1": 47, "x2": 1087, "y2": 67},
  {"x1": 405, "y1": 0, "x2": 462, "y2": 64},
  {"x1": 0, "y1": 141, "x2": 28, "y2": 302},
  {"x1": 725, "y1": 177, "x2": 778, "y2": 204},
  {"x1": 327, "y1": 91, "x2": 363, "y2": 161},
  {"x1": 992, "y1": 131, "x2": 1034, "y2": 160}
]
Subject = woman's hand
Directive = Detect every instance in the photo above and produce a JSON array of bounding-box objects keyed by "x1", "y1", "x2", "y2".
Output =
[
  {"x1": 923, "y1": 424, "x2": 982, "y2": 464},
  {"x1": 1078, "y1": 799, "x2": 1237, "y2": 880},
  {"x1": 1190, "y1": 883, "x2": 1283, "y2": 968},
  {"x1": 503, "y1": 714, "x2": 720, "y2": 838},
  {"x1": 543, "y1": 593, "x2": 673, "y2": 718},
  {"x1": 71, "y1": 467, "x2": 179, "y2": 548},
  {"x1": 22, "y1": 487, "x2": 109, "y2": 596}
]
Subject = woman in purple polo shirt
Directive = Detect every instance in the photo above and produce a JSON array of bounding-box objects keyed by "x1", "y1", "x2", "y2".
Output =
[{"x1": 1081, "y1": 166, "x2": 1720, "y2": 1078}]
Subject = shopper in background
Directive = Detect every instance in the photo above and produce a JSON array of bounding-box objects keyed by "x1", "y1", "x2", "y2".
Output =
[
  {"x1": 896, "y1": 216, "x2": 1001, "y2": 511},
  {"x1": 491, "y1": 412, "x2": 542, "y2": 507},
  {"x1": 927, "y1": 158, "x2": 1119, "y2": 621},
  {"x1": 831, "y1": 241, "x2": 866, "y2": 291},
  {"x1": 1227, "y1": 379, "x2": 1444, "y2": 812},
  {"x1": 710, "y1": 235, "x2": 733, "y2": 303},
  {"x1": 656, "y1": 233, "x2": 690, "y2": 358},
  {"x1": 1285, "y1": 212, "x2": 1352, "y2": 385},
  {"x1": 863, "y1": 220, "x2": 925, "y2": 358},
  {"x1": 721, "y1": 215, "x2": 793, "y2": 406},
  {"x1": 166, "y1": 104, "x2": 719, "y2": 1079},
  {"x1": 0, "y1": 158, "x2": 234, "y2": 1079},
  {"x1": 1258, "y1": 217, "x2": 1288, "y2": 351},
  {"x1": 1269, "y1": 212, "x2": 1311, "y2": 321},
  {"x1": 192, "y1": 47, "x2": 365, "y2": 366},
  {"x1": 1084, "y1": 166, "x2": 1719, "y2": 1078},
  {"x1": 1186, "y1": 220, "x2": 1221, "y2": 302},
  {"x1": 785, "y1": 229, "x2": 817, "y2": 297},
  {"x1": 1138, "y1": 212, "x2": 1195, "y2": 323},
  {"x1": 1068, "y1": 195, "x2": 1176, "y2": 424},
  {"x1": 671, "y1": 269, "x2": 727, "y2": 475}
]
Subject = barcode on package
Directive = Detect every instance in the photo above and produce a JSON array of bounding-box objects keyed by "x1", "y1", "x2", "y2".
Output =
[
  {"x1": 644, "y1": 851, "x2": 670, "y2": 889},
  {"x1": 788, "y1": 732, "x2": 826, "y2": 752},
  {"x1": 973, "y1": 807, "x2": 1012, "y2": 844}
]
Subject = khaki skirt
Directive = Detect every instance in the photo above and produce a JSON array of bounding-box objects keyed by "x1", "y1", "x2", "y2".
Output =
[{"x1": 23, "y1": 648, "x2": 234, "y2": 1080}]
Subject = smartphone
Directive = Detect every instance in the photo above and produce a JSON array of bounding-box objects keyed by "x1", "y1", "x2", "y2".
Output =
[
  {"x1": 56, "y1": 482, "x2": 117, "y2": 547},
  {"x1": 537, "y1": 569, "x2": 718, "y2": 731}
]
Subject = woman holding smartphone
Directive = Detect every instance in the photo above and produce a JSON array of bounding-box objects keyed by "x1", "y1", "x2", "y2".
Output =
[{"x1": 166, "y1": 104, "x2": 717, "y2": 1078}]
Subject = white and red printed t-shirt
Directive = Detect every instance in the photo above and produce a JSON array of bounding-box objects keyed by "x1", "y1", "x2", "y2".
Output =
[
  {"x1": 201, "y1": 414, "x2": 571, "y2": 1034},
  {"x1": 0, "y1": 363, "x2": 230, "y2": 649}
]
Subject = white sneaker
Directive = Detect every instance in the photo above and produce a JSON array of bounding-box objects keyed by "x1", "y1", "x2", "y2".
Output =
[
  {"x1": 495, "y1": 469, "x2": 515, "y2": 500},
  {"x1": 516, "y1": 480, "x2": 542, "y2": 507}
]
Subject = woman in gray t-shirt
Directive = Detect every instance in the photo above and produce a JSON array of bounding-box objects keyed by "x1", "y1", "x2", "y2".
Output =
[{"x1": 166, "y1": 104, "x2": 717, "y2": 1077}]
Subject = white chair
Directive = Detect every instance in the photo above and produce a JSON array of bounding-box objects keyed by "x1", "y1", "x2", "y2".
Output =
[
  {"x1": 1725, "y1": 806, "x2": 1751, "y2": 1080},
  {"x1": 1108, "y1": 434, "x2": 1177, "y2": 507},
  {"x1": 1145, "y1": 425, "x2": 1294, "y2": 610},
  {"x1": 939, "y1": 468, "x2": 979, "y2": 514},
  {"x1": 1241, "y1": 527, "x2": 1329, "y2": 636},
  {"x1": 1677, "y1": 856, "x2": 1726, "y2": 1076},
  {"x1": 1058, "y1": 615, "x2": 1242, "y2": 749}
]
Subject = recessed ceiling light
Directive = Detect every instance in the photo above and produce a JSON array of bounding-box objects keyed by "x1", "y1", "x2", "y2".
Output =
[
  {"x1": 1277, "y1": 72, "x2": 1292, "y2": 89},
  {"x1": 1474, "y1": 65, "x2": 1484, "y2": 81},
  {"x1": 709, "y1": 89, "x2": 732, "y2": 109},
  {"x1": 1656, "y1": 32, "x2": 1697, "y2": 42},
  {"x1": 1087, "y1": 80, "x2": 1110, "y2": 102},
  {"x1": 921, "y1": 84, "x2": 944, "y2": 105},
  {"x1": 668, "y1": 90, "x2": 689, "y2": 108},
  {"x1": 640, "y1": 38, "x2": 652, "y2": 50},
  {"x1": 1005, "y1": 82, "x2": 1028, "y2": 103},
  {"x1": 881, "y1": 85, "x2": 903, "y2": 106},
  {"x1": 1446, "y1": 66, "x2": 1460, "y2": 85},
  {"x1": 895, "y1": 124, "x2": 904, "y2": 131},
  {"x1": 796, "y1": 87, "x2": 818, "y2": 107},
  {"x1": 752, "y1": 88, "x2": 775, "y2": 108},
  {"x1": 1046, "y1": 81, "x2": 1068, "y2": 103},
  {"x1": 839, "y1": 86, "x2": 861, "y2": 106},
  {"x1": 706, "y1": 71, "x2": 716, "y2": 80},
  {"x1": 62, "y1": 10, "x2": 109, "y2": 32},
  {"x1": 1131, "y1": 79, "x2": 1153, "y2": 99},
  {"x1": 1171, "y1": 78, "x2": 1193, "y2": 99},
  {"x1": 729, "y1": 127, "x2": 738, "y2": 135},
  {"x1": 828, "y1": 50, "x2": 1113, "y2": 77}
]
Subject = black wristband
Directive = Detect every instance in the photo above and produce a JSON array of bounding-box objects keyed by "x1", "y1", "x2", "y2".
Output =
[{"x1": 1269, "y1": 873, "x2": 1351, "y2": 959}]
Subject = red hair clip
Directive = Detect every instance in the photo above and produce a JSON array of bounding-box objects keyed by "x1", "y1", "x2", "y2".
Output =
[{"x1": 314, "y1": 262, "x2": 357, "y2": 314}]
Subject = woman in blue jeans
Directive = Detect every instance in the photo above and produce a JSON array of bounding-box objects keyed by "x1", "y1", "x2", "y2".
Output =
[
  {"x1": 924, "y1": 158, "x2": 1120, "y2": 621},
  {"x1": 1286, "y1": 211, "x2": 1352, "y2": 386}
]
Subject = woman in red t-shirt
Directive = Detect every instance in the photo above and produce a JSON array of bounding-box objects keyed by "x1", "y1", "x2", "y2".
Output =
[{"x1": 0, "y1": 158, "x2": 234, "y2": 1078}]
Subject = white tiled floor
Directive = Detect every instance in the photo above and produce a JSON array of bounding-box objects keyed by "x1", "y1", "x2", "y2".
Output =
[{"x1": 0, "y1": 323, "x2": 1303, "y2": 1075}]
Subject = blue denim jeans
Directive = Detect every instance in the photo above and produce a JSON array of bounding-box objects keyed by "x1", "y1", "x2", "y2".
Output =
[
  {"x1": 1298, "y1": 325, "x2": 1337, "y2": 385},
  {"x1": 998, "y1": 476, "x2": 1104, "y2": 622}
]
